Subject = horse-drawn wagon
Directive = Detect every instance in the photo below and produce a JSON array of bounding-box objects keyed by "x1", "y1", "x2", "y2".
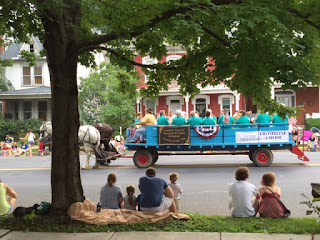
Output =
[
  {"x1": 125, "y1": 123, "x2": 309, "y2": 168},
  {"x1": 39, "y1": 122, "x2": 123, "y2": 169}
]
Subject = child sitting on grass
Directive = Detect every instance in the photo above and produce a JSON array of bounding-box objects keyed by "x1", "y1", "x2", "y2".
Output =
[
  {"x1": 1, "y1": 142, "x2": 11, "y2": 157},
  {"x1": 168, "y1": 172, "x2": 183, "y2": 212},
  {"x1": 124, "y1": 185, "x2": 137, "y2": 210},
  {"x1": 11, "y1": 142, "x2": 23, "y2": 157}
]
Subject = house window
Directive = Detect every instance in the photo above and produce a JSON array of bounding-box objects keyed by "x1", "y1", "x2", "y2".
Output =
[
  {"x1": 23, "y1": 67, "x2": 31, "y2": 85},
  {"x1": 170, "y1": 99, "x2": 182, "y2": 113},
  {"x1": 30, "y1": 44, "x2": 34, "y2": 53},
  {"x1": 195, "y1": 98, "x2": 206, "y2": 118},
  {"x1": 275, "y1": 90, "x2": 295, "y2": 107},
  {"x1": 146, "y1": 100, "x2": 155, "y2": 115},
  {"x1": 23, "y1": 101, "x2": 32, "y2": 120},
  {"x1": 166, "y1": 55, "x2": 182, "y2": 62},
  {"x1": 142, "y1": 57, "x2": 157, "y2": 83},
  {"x1": 34, "y1": 66, "x2": 43, "y2": 85},
  {"x1": 0, "y1": 102, "x2": 3, "y2": 115},
  {"x1": 218, "y1": 94, "x2": 234, "y2": 115},
  {"x1": 22, "y1": 66, "x2": 43, "y2": 86},
  {"x1": 38, "y1": 101, "x2": 47, "y2": 121},
  {"x1": 222, "y1": 98, "x2": 231, "y2": 111},
  {"x1": 167, "y1": 55, "x2": 182, "y2": 85}
]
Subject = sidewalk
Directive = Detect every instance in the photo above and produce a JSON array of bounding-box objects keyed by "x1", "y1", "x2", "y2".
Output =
[{"x1": 0, "y1": 230, "x2": 317, "y2": 240}]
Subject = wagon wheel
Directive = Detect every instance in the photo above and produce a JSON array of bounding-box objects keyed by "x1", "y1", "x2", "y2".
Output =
[
  {"x1": 151, "y1": 151, "x2": 159, "y2": 164},
  {"x1": 95, "y1": 145, "x2": 109, "y2": 165},
  {"x1": 252, "y1": 148, "x2": 274, "y2": 167},
  {"x1": 108, "y1": 143, "x2": 118, "y2": 160},
  {"x1": 133, "y1": 150, "x2": 153, "y2": 168}
]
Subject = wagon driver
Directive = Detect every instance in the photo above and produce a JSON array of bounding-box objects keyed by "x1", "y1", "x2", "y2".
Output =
[{"x1": 129, "y1": 108, "x2": 155, "y2": 143}]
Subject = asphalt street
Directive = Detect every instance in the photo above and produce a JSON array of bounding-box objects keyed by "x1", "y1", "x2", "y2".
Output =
[{"x1": 0, "y1": 151, "x2": 319, "y2": 217}]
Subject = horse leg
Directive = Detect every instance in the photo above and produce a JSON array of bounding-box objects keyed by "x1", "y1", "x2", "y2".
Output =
[
  {"x1": 93, "y1": 145, "x2": 101, "y2": 169},
  {"x1": 81, "y1": 144, "x2": 91, "y2": 169}
]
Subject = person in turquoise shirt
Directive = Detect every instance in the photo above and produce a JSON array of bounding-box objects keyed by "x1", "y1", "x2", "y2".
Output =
[
  {"x1": 172, "y1": 109, "x2": 186, "y2": 125},
  {"x1": 134, "y1": 112, "x2": 142, "y2": 126},
  {"x1": 272, "y1": 114, "x2": 289, "y2": 123},
  {"x1": 218, "y1": 109, "x2": 235, "y2": 125},
  {"x1": 202, "y1": 110, "x2": 216, "y2": 125},
  {"x1": 235, "y1": 110, "x2": 250, "y2": 124},
  {"x1": 187, "y1": 111, "x2": 202, "y2": 126},
  {"x1": 157, "y1": 110, "x2": 169, "y2": 125},
  {"x1": 255, "y1": 112, "x2": 272, "y2": 124}
]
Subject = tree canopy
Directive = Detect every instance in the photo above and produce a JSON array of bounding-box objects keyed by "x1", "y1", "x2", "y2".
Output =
[
  {"x1": 1, "y1": 0, "x2": 320, "y2": 213},
  {"x1": 79, "y1": 63, "x2": 138, "y2": 131},
  {"x1": 2, "y1": 0, "x2": 319, "y2": 112}
]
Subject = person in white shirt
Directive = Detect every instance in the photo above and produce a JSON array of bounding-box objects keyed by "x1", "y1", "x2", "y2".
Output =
[
  {"x1": 229, "y1": 167, "x2": 259, "y2": 217},
  {"x1": 168, "y1": 172, "x2": 183, "y2": 212},
  {"x1": 19, "y1": 130, "x2": 35, "y2": 157}
]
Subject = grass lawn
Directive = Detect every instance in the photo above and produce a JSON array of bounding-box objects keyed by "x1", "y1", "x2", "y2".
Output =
[{"x1": 0, "y1": 213, "x2": 319, "y2": 234}]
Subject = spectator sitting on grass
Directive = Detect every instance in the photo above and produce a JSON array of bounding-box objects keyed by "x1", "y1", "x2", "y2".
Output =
[
  {"x1": 1, "y1": 143, "x2": 11, "y2": 157},
  {"x1": 229, "y1": 167, "x2": 259, "y2": 217},
  {"x1": 4, "y1": 135, "x2": 13, "y2": 146},
  {"x1": 11, "y1": 142, "x2": 23, "y2": 157},
  {"x1": 139, "y1": 167, "x2": 176, "y2": 213},
  {"x1": 0, "y1": 178, "x2": 17, "y2": 214}
]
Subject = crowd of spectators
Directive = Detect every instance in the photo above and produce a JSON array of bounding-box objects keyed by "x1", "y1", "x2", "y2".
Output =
[{"x1": 129, "y1": 108, "x2": 289, "y2": 143}]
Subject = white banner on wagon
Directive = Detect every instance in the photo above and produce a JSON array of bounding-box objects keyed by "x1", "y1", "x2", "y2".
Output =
[{"x1": 236, "y1": 131, "x2": 289, "y2": 143}]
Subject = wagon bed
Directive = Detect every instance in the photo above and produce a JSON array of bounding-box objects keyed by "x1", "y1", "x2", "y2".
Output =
[{"x1": 125, "y1": 123, "x2": 309, "y2": 168}]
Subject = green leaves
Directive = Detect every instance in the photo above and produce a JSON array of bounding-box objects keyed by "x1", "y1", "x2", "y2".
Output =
[
  {"x1": 2, "y1": 0, "x2": 320, "y2": 118},
  {"x1": 300, "y1": 193, "x2": 320, "y2": 218},
  {"x1": 0, "y1": 67, "x2": 14, "y2": 92},
  {"x1": 306, "y1": 210, "x2": 314, "y2": 215},
  {"x1": 78, "y1": 63, "x2": 138, "y2": 130},
  {"x1": 20, "y1": 50, "x2": 37, "y2": 67}
]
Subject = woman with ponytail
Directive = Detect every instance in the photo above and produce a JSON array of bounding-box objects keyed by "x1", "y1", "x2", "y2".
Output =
[
  {"x1": 100, "y1": 173, "x2": 123, "y2": 209},
  {"x1": 124, "y1": 185, "x2": 137, "y2": 210}
]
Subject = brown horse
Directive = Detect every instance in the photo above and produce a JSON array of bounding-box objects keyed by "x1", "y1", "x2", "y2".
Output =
[{"x1": 93, "y1": 123, "x2": 118, "y2": 165}]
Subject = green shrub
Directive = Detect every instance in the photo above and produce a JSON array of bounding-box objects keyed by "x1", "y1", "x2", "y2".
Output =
[
  {"x1": 0, "y1": 118, "x2": 43, "y2": 141},
  {"x1": 305, "y1": 118, "x2": 320, "y2": 130}
]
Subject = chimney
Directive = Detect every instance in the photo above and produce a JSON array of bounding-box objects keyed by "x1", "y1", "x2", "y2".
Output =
[{"x1": 0, "y1": 35, "x2": 5, "y2": 55}]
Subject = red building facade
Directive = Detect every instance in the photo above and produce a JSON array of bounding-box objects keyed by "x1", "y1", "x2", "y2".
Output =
[{"x1": 134, "y1": 47, "x2": 320, "y2": 124}]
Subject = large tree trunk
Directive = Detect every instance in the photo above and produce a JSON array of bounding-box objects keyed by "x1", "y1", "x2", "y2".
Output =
[{"x1": 41, "y1": 2, "x2": 84, "y2": 214}]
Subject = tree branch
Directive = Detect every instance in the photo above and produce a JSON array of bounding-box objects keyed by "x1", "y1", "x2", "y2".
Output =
[
  {"x1": 195, "y1": 21, "x2": 230, "y2": 47},
  {"x1": 79, "y1": 46, "x2": 176, "y2": 70},
  {"x1": 211, "y1": 0, "x2": 242, "y2": 5},
  {"x1": 77, "y1": 4, "x2": 209, "y2": 52},
  {"x1": 287, "y1": 8, "x2": 320, "y2": 30}
]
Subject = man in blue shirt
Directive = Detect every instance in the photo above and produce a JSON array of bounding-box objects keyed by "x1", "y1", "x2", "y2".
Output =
[
  {"x1": 157, "y1": 110, "x2": 169, "y2": 125},
  {"x1": 255, "y1": 112, "x2": 272, "y2": 124},
  {"x1": 187, "y1": 111, "x2": 202, "y2": 126},
  {"x1": 139, "y1": 167, "x2": 176, "y2": 213},
  {"x1": 272, "y1": 114, "x2": 289, "y2": 123},
  {"x1": 202, "y1": 110, "x2": 216, "y2": 125},
  {"x1": 172, "y1": 109, "x2": 186, "y2": 125}
]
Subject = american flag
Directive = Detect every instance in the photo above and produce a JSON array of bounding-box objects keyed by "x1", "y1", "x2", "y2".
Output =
[{"x1": 289, "y1": 117, "x2": 297, "y2": 125}]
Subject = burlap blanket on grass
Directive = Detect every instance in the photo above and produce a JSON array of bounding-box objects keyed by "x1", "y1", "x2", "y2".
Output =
[{"x1": 68, "y1": 198, "x2": 190, "y2": 225}]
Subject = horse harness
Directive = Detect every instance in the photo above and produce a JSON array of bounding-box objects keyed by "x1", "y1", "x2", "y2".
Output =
[
  {"x1": 79, "y1": 126, "x2": 99, "y2": 146},
  {"x1": 40, "y1": 126, "x2": 52, "y2": 144}
]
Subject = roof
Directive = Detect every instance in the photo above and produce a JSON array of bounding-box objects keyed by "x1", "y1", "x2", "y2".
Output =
[
  {"x1": 0, "y1": 86, "x2": 51, "y2": 99},
  {"x1": 0, "y1": 42, "x2": 23, "y2": 60},
  {"x1": 0, "y1": 36, "x2": 44, "y2": 60}
]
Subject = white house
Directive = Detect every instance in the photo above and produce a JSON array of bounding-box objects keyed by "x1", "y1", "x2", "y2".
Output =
[
  {"x1": 0, "y1": 36, "x2": 104, "y2": 121},
  {"x1": 0, "y1": 36, "x2": 52, "y2": 120}
]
